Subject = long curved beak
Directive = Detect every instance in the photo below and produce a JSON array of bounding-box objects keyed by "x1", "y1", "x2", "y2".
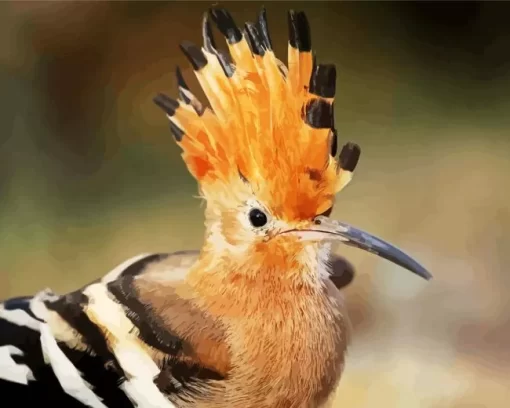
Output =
[{"x1": 291, "y1": 215, "x2": 432, "y2": 280}]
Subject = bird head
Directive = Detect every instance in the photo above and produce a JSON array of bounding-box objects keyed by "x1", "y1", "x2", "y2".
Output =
[{"x1": 154, "y1": 8, "x2": 431, "y2": 286}]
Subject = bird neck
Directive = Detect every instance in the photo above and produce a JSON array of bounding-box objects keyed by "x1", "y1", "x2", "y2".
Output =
[{"x1": 185, "y1": 240, "x2": 331, "y2": 315}]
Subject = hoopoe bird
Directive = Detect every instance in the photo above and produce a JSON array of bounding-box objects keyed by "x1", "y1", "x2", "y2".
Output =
[{"x1": 0, "y1": 7, "x2": 431, "y2": 408}]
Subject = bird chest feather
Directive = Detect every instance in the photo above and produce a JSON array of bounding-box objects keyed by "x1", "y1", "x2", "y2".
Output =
[{"x1": 208, "y1": 280, "x2": 350, "y2": 408}]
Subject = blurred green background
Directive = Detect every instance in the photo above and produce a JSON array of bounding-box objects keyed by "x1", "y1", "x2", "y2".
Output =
[{"x1": 1, "y1": 1, "x2": 509, "y2": 407}]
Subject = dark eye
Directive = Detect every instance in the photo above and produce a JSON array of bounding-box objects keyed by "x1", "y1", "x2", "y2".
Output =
[{"x1": 249, "y1": 208, "x2": 268, "y2": 228}]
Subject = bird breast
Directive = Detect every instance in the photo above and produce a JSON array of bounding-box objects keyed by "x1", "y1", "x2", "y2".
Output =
[{"x1": 218, "y1": 280, "x2": 350, "y2": 408}]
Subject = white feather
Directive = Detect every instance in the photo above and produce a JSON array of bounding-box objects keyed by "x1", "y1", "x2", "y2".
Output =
[{"x1": 39, "y1": 323, "x2": 108, "y2": 408}]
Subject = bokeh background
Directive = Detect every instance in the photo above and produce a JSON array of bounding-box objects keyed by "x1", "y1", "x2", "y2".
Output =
[{"x1": 1, "y1": 1, "x2": 509, "y2": 407}]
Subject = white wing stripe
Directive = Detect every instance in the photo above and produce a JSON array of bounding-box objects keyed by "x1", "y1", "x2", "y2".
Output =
[
  {"x1": 0, "y1": 305, "x2": 41, "y2": 331},
  {"x1": 39, "y1": 323, "x2": 108, "y2": 408},
  {"x1": 0, "y1": 345, "x2": 34, "y2": 385},
  {"x1": 84, "y1": 283, "x2": 176, "y2": 408}
]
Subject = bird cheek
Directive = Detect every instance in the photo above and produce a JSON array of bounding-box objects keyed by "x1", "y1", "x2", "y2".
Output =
[{"x1": 220, "y1": 212, "x2": 246, "y2": 246}]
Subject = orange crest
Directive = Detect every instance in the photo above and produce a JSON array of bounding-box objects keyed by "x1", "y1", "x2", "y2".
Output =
[{"x1": 154, "y1": 8, "x2": 361, "y2": 221}]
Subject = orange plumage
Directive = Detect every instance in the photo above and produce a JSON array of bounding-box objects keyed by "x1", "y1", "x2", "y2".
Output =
[{"x1": 155, "y1": 9, "x2": 359, "y2": 223}]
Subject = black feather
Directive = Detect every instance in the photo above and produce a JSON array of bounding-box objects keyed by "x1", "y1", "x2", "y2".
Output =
[
  {"x1": 287, "y1": 10, "x2": 311, "y2": 52},
  {"x1": 209, "y1": 8, "x2": 242, "y2": 44},
  {"x1": 216, "y1": 50, "x2": 235, "y2": 77},
  {"x1": 304, "y1": 99, "x2": 334, "y2": 129},
  {"x1": 330, "y1": 129, "x2": 338, "y2": 157},
  {"x1": 202, "y1": 13, "x2": 235, "y2": 77},
  {"x1": 257, "y1": 7, "x2": 273, "y2": 51},
  {"x1": 338, "y1": 142, "x2": 361, "y2": 172},
  {"x1": 153, "y1": 93, "x2": 179, "y2": 116},
  {"x1": 180, "y1": 41, "x2": 208, "y2": 70},
  {"x1": 309, "y1": 64, "x2": 336, "y2": 98},
  {"x1": 175, "y1": 66, "x2": 190, "y2": 103},
  {"x1": 244, "y1": 22, "x2": 265, "y2": 56},
  {"x1": 45, "y1": 292, "x2": 125, "y2": 378},
  {"x1": 3, "y1": 296, "x2": 43, "y2": 322},
  {"x1": 108, "y1": 279, "x2": 185, "y2": 356},
  {"x1": 170, "y1": 122, "x2": 184, "y2": 142},
  {"x1": 202, "y1": 13, "x2": 217, "y2": 53}
]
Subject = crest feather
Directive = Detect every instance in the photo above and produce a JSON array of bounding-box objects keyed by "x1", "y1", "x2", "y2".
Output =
[{"x1": 154, "y1": 8, "x2": 361, "y2": 220}]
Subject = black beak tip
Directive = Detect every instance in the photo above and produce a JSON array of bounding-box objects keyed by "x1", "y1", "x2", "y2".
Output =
[
  {"x1": 395, "y1": 257, "x2": 433, "y2": 281},
  {"x1": 419, "y1": 268, "x2": 433, "y2": 281},
  {"x1": 405, "y1": 260, "x2": 433, "y2": 281},
  {"x1": 406, "y1": 255, "x2": 433, "y2": 281}
]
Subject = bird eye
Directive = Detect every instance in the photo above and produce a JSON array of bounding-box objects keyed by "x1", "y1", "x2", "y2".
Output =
[{"x1": 249, "y1": 208, "x2": 268, "y2": 228}]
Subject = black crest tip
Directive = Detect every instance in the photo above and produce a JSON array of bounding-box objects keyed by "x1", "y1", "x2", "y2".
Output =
[
  {"x1": 288, "y1": 10, "x2": 311, "y2": 52},
  {"x1": 169, "y1": 121, "x2": 184, "y2": 142},
  {"x1": 339, "y1": 142, "x2": 361, "y2": 172},
  {"x1": 202, "y1": 11, "x2": 235, "y2": 77},
  {"x1": 175, "y1": 66, "x2": 191, "y2": 104},
  {"x1": 304, "y1": 99, "x2": 334, "y2": 129},
  {"x1": 202, "y1": 13, "x2": 217, "y2": 53},
  {"x1": 330, "y1": 129, "x2": 338, "y2": 157},
  {"x1": 209, "y1": 8, "x2": 242, "y2": 44},
  {"x1": 153, "y1": 93, "x2": 179, "y2": 116},
  {"x1": 216, "y1": 49, "x2": 235, "y2": 77},
  {"x1": 257, "y1": 7, "x2": 273, "y2": 51},
  {"x1": 310, "y1": 64, "x2": 337, "y2": 99},
  {"x1": 245, "y1": 22, "x2": 265, "y2": 56},
  {"x1": 179, "y1": 41, "x2": 208, "y2": 71}
]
